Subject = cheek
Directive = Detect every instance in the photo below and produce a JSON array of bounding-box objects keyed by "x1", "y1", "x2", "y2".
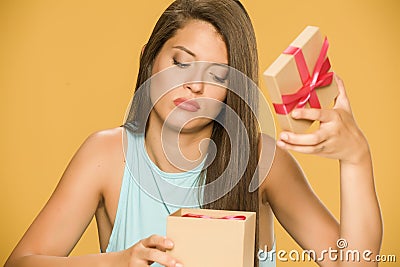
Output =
[
  {"x1": 218, "y1": 88, "x2": 228, "y2": 102},
  {"x1": 198, "y1": 87, "x2": 227, "y2": 118},
  {"x1": 208, "y1": 86, "x2": 228, "y2": 102},
  {"x1": 149, "y1": 63, "x2": 177, "y2": 107},
  {"x1": 151, "y1": 52, "x2": 169, "y2": 75},
  {"x1": 151, "y1": 89, "x2": 173, "y2": 118}
]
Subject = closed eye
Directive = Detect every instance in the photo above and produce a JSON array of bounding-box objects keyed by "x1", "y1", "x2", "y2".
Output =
[
  {"x1": 209, "y1": 72, "x2": 228, "y2": 84},
  {"x1": 173, "y1": 58, "x2": 191, "y2": 68}
]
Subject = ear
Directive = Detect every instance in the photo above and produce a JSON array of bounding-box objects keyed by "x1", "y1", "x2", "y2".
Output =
[{"x1": 140, "y1": 44, "x2": 147, "y2": 58}]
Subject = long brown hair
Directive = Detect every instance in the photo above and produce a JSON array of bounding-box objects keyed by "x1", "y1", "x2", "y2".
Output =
[{"x1": 124, "y1": 0, "x2": 261, "y2": 265}]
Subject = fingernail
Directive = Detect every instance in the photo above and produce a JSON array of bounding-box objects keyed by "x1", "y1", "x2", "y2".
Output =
[
  {"x1": 175, "y1": 264, "x2": 184, "y2": 267},
  {"x1": 165, "y1": 239, "x2": 174, "y2": 247},
  {"x1": 280, "y1": 133, "x2": 288, "y2": 141},
  {"x1": 276, "y1": 140, "x2": 285, "y2": 147},
  {"x1": 292, "y1": 110, "x2": 299, "y2": 118}
]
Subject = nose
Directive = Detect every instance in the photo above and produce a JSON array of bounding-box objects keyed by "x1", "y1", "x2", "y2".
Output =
[{"x1": 183, "y1": 82, "x2": 204, "y2": 94}]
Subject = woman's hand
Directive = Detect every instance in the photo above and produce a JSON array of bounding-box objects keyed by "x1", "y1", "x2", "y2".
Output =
[
  {"x1": 274, "y1": 76, "x2": 382, "y2": 266},
  {"x1": 276, "y1": 75, "x2": 370, "y2": 165},
  {"x1": 123, "y1": 235, "x2": 183, "y2": 267}
]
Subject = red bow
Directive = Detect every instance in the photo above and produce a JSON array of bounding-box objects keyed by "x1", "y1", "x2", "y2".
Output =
[
  {"x1": 273, "y1": 37, "x2": 334, "y2": 115},
  {"x1": 182, "y1": 213, "x2": 246, "y2": 220}
]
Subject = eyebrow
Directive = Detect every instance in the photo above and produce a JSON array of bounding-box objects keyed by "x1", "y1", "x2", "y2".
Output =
[{"x1": 172, "y1": 46, "x2": 196, "y2": 57}]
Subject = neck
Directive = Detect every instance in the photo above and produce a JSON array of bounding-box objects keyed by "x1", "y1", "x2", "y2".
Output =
[{"x1": 145, "y1": 112, "x2": 213, "y2": 173}]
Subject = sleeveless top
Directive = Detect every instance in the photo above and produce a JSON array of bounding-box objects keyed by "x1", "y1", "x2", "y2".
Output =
[{"x1": 106, "y1": 130, "x2": 276, "y2": 266}]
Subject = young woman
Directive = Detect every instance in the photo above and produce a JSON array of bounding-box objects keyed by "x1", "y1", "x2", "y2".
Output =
[{"x1": 5, "y1": 0, "x2": 382, "y2": 267}]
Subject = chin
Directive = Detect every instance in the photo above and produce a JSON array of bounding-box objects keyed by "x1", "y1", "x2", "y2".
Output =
[{"x1": 162, "y1": 116, "x2": 214, "y2": 134}]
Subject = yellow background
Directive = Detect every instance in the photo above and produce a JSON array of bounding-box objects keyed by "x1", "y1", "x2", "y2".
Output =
[{"x1": 1, "y1": 0, "x2": 399, "y2": 266}]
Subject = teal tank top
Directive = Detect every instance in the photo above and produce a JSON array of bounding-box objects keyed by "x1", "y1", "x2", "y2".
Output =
[{"x1": 106, "y1": 130, "x2": 276, "y2": 266}]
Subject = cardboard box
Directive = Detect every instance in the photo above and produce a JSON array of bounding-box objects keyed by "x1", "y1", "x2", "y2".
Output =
[
  {"x1": 166, "y1": 208, "x2": 256, "y2": 267},
  {"x1": 263, "y1": 26, "x2": 339, "y2": 133}
]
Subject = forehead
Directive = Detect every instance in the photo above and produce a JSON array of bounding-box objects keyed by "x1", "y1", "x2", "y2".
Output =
[{"x1": 163, "y1": 20, "x2": 228, "y2": 64}]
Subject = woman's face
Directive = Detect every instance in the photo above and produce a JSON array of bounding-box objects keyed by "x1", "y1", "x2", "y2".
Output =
[{"x1": 149, "y1": 19, "x2": 229, "y2": 133}]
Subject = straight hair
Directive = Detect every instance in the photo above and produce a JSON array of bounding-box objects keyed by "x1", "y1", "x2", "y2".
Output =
[{"x1": 124, "y1": 1, "x2": 261, "y2": 265}]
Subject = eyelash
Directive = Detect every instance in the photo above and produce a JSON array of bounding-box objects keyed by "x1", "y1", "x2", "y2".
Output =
[
  {"x1": 173, "y1": 58, "x2": 191, "y2": 68},
  {"x1": 173, "y1": 58, "x2": 227, "y2": 84},
  {"x1": 209, "y1": 72, "x2": 227, "y2": 84}
]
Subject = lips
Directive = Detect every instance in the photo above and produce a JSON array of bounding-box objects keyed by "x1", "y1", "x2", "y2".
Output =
[{"x1": 173, "y1": 97, "x2": 200, "y2": 112}]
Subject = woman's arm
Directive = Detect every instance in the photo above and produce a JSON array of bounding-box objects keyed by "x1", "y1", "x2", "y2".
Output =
[
  {"x1": 4, "y1": 128, "x2": 181, "y2": 267},
  {"x1": 4, "y1": 129, "x2": 122, "y2": 267},
  {"x1": 261, "y1": 142, "x2": 341, "y2": 263},
  {"x1": 262, "y1": 76, "x2": 382, "y2": 266}
]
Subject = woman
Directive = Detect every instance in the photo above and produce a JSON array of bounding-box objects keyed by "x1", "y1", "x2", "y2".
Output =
[{"x1": 5, "y1": 0, "x2": 382, "y2": 267}]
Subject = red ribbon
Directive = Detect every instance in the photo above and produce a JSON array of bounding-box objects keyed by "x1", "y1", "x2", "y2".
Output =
[
  {"x1": 182, "y1": 213, "x2": 246, "y2": 220},
  {"x1": 273, "y1": 37, "x2": 334, "y2": 115}
]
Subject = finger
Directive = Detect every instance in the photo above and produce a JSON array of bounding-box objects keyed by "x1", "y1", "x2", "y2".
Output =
[
  {"x1": 277, "y1": 140, "x2": 327, "y2": 155},
  {"x1": 141, "y1": 235, "x2": 174, "y2": 250},
  {"x1": 335, "y1": 75, "x2": 346, "y2": 96},
  {"x1": 279, "y1": 131, "x2": 326, "y2": 146},
  {"x1": 291, "y1": 108, "x2": 335, "y2": 123},
  {"x1": 333, "y1": 75, "x2": 352, "y2": 113},
  {"x1": 142, "y1": 247, "x2": 179, "y2": 267}
]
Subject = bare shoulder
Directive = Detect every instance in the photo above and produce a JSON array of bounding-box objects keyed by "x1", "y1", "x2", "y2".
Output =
[
  {"x1": 258, "y1": 133, "x2": 301, "y2": 178},
  {"x1": 78, "y1": 127, "x2": 125, "y2": 164},
  {"x1": 76, "y1": 127, "x2": 126, "y2": 184},
  {"x1": 258, "y1": 133, "x2": 305, "y2": 201},
  {"x1": 4, "y1": 127, "x2": 127, "y2": 259},
  {"x1": 59, "y1": 126, "x2": 126, "y2": 197},
  {"x1": 82, "y1": 127, "x2": 124, "y2": 152}
]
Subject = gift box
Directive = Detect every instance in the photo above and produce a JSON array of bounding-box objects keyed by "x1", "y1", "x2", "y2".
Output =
[
  {"x1": 263, "y1": 26, "x2": 339, "y2": 133},
  {"x1": 166, "y1": 208, "x2": 256, "y2": 267}
]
